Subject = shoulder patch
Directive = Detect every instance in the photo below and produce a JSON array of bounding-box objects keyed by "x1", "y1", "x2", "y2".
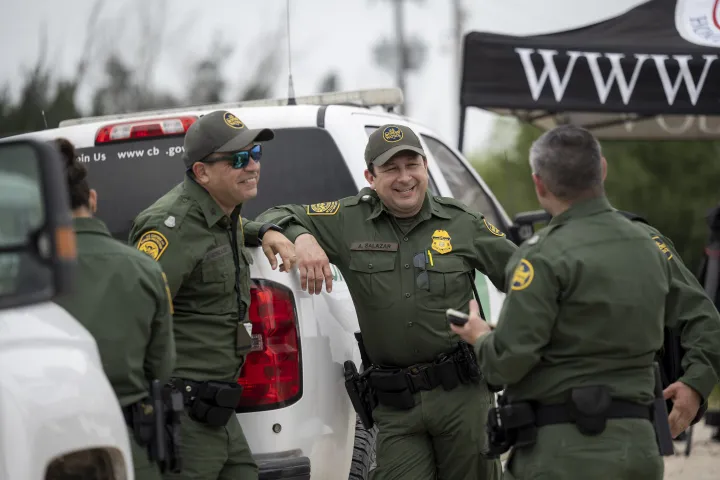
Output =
[
  {"x1": 136, "y1": 230, "x2": 169, "y2": 261},
  {"x1": 652, "y1": 235, "x2": 673, "y2": 260},
  {"x1": 307, "y1": 201, "x2": 340, "y2": 216},
  {"x1": 160, "y1": 271, "x2": 174, "y2": 314},
  {"x1": 511, "y1": 259, "x2": 534, "y2": 291},
  {"x1": 484, "y1": 218, "x2": 505, "y2": 237}
]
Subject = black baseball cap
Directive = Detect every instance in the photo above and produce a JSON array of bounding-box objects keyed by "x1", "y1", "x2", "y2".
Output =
[
  {"x1": 364, "y1": 124, "x2": 426, "y2": 168},
  {"x1": 182, "y1": 110, "x2": 275, "y2": 168}
]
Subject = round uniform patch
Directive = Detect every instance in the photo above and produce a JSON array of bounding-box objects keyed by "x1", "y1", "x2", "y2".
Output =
[
  {"x1": 307, "y1": 201, "x2": 340, "y2": 215},
  {"x1": 511, "y1": 259, "x2": 534, "y2": 291},
  {"x1": 136, "y1": 230, "x2": 169, "y2": 261},
  {"x1": 223, "y1": 112, "x2": 245, "y2": 129},
  {"x1": 484, "y1": 218, "x2": 505, "y2": 237},
  {"x1": 382, "y1": 125, "x2": 403, "y2": 143}
]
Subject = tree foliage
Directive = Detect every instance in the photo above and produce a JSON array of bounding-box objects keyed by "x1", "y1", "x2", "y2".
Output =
[{"x1": 469, "y1": 118, "x2": 720, "y2": 271}]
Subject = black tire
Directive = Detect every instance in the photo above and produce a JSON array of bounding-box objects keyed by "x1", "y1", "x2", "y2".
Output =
[{"x1": 349, "y1": 415, "x2": 378, "y2": 480}]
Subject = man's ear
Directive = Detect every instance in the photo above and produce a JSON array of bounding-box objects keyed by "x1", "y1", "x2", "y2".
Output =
[
  {"x1": 531, "y1": 173, "x2": 546, "y2": 198},
  {"x1": 192, "y1": 162, "x2": 209, "y2": 184},
  {"x1": 89, "y1": 189, "x2": 98, "y2": 213},
  {"x1": 364, "y1": 169, "x2": 376, "y2": 189},
  {"x1": 601, "y1": 156, "x2": 608, "y2": 181}
]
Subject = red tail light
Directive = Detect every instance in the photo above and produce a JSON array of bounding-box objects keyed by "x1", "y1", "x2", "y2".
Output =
[
  {"x1": 95, "y1": 116, "x2": 197, "y2": 144},
  {"x1": 236, "y1": 280, "x2": 302, "y2": 411}
]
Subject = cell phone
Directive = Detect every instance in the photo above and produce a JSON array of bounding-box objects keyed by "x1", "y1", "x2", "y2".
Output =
[{"x1": 446, "y1": 308, "x2": 469, "y2": 326}]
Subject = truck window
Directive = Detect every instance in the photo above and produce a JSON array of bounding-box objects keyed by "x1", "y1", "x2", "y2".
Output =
[
  {"x1": 77, "y1": 127, "x2": 357, "y2": 241},
  {"x1": 420, "y1": 135, "x2": 504, "y2": 230},
  {"x1": 0, "y1": 143, "x2": 51, "y2": 299},
  {"x1": 364, "y1": 126, "x2": 440, "y2": 196}
]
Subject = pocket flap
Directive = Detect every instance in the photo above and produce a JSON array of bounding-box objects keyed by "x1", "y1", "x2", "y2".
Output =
[
  {"x1": 349, "y1": 252, "x2": 396, "y2": 273},
  {"x1": 426, "y1": 255, "x2": 469, "y2": 273}
]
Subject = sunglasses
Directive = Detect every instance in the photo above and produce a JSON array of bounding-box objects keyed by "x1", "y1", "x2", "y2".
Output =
[
  {"x1": 209, "y1": 144, "x2": 263, "y2": 169},
  {"x1": 413, "y1": 250, "x2": 434, "y2": 291}
]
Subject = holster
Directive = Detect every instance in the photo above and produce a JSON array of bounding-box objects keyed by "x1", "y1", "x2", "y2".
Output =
[
  {"x1": 343, "y1": 361, "x2": 377, "y2": 429},
  {"x1": 485, "y1": 396, "x2": 537, "y2": 458},
  {"x1": 124, "y1": 398, "x2": 156, "y2": 447},
  {"x1": 175, "y1": 379, "x2": 244, "y2": 427}
]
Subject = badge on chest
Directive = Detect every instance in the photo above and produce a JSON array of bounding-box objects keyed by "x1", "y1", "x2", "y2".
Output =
[{"x1": 431, "y1": 229, "x2": 452, "y2": 254}]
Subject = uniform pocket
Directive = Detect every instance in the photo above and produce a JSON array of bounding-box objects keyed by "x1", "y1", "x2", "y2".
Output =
[
  {"x1": 201, "y1": 252, "x2": 236, "y2": 294},
  {"x1": 420, "y1": 255, "x2": 471, "y2": 310},
  {"x1": 348, "y1": 251, "x2": 397, "y2": 309}
]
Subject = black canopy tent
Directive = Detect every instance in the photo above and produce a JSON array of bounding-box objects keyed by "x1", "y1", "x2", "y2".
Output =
[{"x1": 458, "y1": 0, "x2": 720, "y2": 151}]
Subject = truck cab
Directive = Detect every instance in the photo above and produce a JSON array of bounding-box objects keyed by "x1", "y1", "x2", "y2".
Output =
[{"x1": 0, "y1": 139, "x2": 133, "y2": 480}]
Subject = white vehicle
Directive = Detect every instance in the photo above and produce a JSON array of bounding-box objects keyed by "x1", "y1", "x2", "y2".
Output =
[
  {"x1": 9, "y1": 88, "x2": 517, "y2": 479},
  {"x1": 0, "y1": 138, "x2": 133, "y2": 480}
]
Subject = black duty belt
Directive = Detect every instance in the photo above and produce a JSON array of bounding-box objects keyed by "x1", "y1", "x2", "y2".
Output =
[{"x1": 535, "y1": 400, "x2": 652, "y2": 427}]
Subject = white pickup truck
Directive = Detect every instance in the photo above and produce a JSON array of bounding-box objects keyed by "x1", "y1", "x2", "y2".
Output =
[
  {"x1": 11, "y1": 88, "x2": 517, "y2": 479},
  {"x1": 0, "y1": 138, "x2": 133, "y2": 480}
]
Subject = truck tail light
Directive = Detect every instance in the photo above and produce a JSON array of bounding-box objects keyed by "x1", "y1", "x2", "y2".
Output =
[
  {"x1": 236, "y1": 280, "x2": 302, "y2": 411},
  {"x1": 94, "y1": 116, "x2": 196, "y2": 144}
]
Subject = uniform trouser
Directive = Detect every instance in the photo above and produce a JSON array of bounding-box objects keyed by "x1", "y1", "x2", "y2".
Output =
[
  {"x1": 162, "y1": 408, "x2": 258, "y2": 480},
  {"x1": 504, "y1": 419, "x2": 662, "y2": 480},
  {"x1": 369, "y1": 381, "x2": 501, "y2": 480},
  {"x1": 128, "y1": 428, "x2": 162, "y2": 480}
]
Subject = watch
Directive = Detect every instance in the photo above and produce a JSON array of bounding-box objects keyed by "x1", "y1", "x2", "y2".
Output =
[{"x1": 258, "y1": 223, "x2": 284, "y2": 241}]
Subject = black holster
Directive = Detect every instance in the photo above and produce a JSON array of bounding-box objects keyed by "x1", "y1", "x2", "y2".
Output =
[
  {"x1": 485, "y1": 396, "x2": 537, "y2": 458},
  {"x1": 567, "y1": 385, "x2": 613, "y2": 436},
  {"x1": 343, "y1": 361, "x2": 377, "y2": 429},
  {"x1": 182, "y1": 380, "x2": 244, "y2": 427}
]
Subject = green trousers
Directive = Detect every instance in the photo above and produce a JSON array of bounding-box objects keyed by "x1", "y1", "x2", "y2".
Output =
[
  {"x1": 129, "y1": 428, "x2": 162, "y2": 480},
  {"x1": 504, "y1": 419, "x2": 663, "y2": 480},
  {"x1": 162, "y1": 409, "x2": 258, "y2": 480},
  {"x1": 369, "y1": 381, "x2": 501, "y2": 480}
]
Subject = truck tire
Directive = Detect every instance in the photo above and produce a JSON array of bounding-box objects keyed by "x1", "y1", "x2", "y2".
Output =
[{"x1": 349, "y1": 415, "x2": 377, "y2": 480}]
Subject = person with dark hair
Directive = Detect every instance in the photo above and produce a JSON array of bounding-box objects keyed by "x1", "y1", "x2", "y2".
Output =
[
  {"x1": 451, "y1": 124, "x2": 693, "y2": 479},
  {"x1": 52, "y1": 137, "x2": 176, "y2": 480}
]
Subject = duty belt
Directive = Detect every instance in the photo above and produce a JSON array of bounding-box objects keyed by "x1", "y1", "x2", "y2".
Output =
[{"x1": 535, "y1": 400, "x2": 652, "y2": 427}]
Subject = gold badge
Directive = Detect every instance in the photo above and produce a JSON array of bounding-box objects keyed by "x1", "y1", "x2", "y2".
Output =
[
  {"x1": 223, "y1": 112, "x2": 245, "y2": 129},
  {"x1": 307, "y1": 201, "x2": 340, "y2": 216},
  {"x1": 431, "y1": 229, "x2": 452, "y2": 254},
  {"x1": 652, "y1": 236, "x2": 673, "y2": 260},
  {"x1": 161, "y1": 271, "x2": 174, "y2": 314},
  {"x1": 511, "y1": 259, "x2": 534, "y2": 291},
  {"x1": 136, "y1": 230, "x2": 169, "y2": 261},
  {"x1": 484, "y1": 218, "x2": 505, "y2": 237},
  {"x1": 382, "y1": 125, "x2": 403, "y2": 143}
]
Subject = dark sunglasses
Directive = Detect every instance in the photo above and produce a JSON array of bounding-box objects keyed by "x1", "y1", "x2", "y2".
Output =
[
  {"x1": 209, "y1": 144, "x2": 263, "y2": 169},
  {"x1": 413, "y1": 250, "x2": 434, "y2": 291}
]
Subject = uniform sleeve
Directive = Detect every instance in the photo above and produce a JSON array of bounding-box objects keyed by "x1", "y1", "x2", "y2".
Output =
[
  {"x1": 659, "y1": 234, "x2": 720, "y2": 400},
  {"x1": 468, "y1": 215, "x2": 519, "y2": 292},
  {"x1": 255, "y1": 204, "x2": 345, "y2": 266},
  {"x1": 241, "y1": 218, "x2": 264, "y2": 247},
  {"x1": 129, "y1": 221, "x2": 196, "y2": 297},
  {"x1": 474, "y1": 251, "x2": 560, "y2": 386},
  {"x1": 143, "y1": 266, "x2": 176, "y2": 384}
]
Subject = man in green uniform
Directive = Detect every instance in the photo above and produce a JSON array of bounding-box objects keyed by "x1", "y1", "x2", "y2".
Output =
[
  {"x1": 52, "y1": 138, "x2": 175, "y2": 480},
  {"x1": 452, "y1": 125, "x2": 678, "y2": 480},
  {"x1": 255, "y1": 124, "x2": 517, "y2": 480},
  {"x1": 129, "y1": 111, "x2": 296, "y2": 480},
  {"x1": 633, "y1": 222, "x2": 720, "y2": 438}
]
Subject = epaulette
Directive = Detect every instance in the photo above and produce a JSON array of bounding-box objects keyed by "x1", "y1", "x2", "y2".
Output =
[
  {"x1": 140, "y1": 193, "x2": 193, "y2": 233},
  {"x1": 433, "y1": 195, "x2": 481, "y2": 219}
]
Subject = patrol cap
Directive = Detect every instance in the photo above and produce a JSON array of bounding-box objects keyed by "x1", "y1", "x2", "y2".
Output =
[
  {"x1": 182, "y1": 110, "x2": 275, "y2": 168},
  {"x1": 364, "y1": 124, "x2": 426, "y2": 168}
]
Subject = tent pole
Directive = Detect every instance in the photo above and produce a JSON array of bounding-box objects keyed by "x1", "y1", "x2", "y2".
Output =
[{"x1": 458, "y1": 105, "x2": 466, "y2": 153}]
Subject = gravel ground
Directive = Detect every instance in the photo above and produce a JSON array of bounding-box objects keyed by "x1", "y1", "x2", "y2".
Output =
[{"x1": 663, "y1": 422, "x2": 720, "y2": 479}]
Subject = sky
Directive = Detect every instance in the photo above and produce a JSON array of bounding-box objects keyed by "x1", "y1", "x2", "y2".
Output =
[{"x1": 0, "y1": 0, "x2": 649, "y2": 154}]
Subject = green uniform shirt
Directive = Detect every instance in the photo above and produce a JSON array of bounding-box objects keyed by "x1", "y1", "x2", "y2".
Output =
[
  {"x1": 475, "y1": 196, "x2": 679, "y2": 406},
  {"x1": 55, "y1": 217, "x2": 175, "y2": 407},
  {"x1": 256, "y1": 187, "x2": 517, "y2": 367},
  {"x1": 635, "y1": 222, "x2": 720, "y2": 401},
  {"x1": 129, "y1": 175, "x2": 265, "y2": 382}
]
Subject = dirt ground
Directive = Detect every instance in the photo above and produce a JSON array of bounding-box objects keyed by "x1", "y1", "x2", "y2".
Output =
[{"x1": 663, "y1": 422, "x2": 720, "y2": 479}]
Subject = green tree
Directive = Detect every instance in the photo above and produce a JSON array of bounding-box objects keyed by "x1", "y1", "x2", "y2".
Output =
[{"x1": 470, "y1": 118, "x2": 720, "y2": 271}]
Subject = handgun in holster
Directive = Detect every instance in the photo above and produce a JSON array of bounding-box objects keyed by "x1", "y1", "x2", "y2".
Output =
[
  {"x1": 344, "y1": 360, "x2": 377, "y2": 430},
  {"x1": 485, "y1": 395, "x2": 537, "y2": 458},
  {"x1": 161, "y1": 381, "x2": 184, "y2": 474}
]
